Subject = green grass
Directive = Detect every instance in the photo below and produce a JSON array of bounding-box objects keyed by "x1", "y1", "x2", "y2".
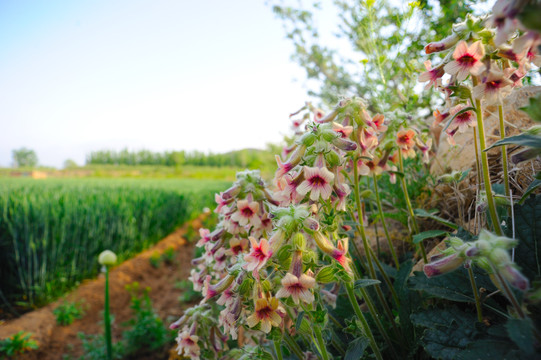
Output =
[{"x1": 0, "y1": 178, "x2": 229, "y2": 312}]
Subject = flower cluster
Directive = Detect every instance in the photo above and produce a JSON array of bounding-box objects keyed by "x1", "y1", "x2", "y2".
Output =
[
  {"x1": 419, "y1": 8, "x2": 540, "y2": 145},
  {"x1": 424, "y1": 229, "x2": 529, "y2": 291}
]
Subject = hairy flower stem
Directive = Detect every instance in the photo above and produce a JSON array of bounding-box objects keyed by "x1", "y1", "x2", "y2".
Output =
[
  {"x1": 367, "y1": 246, "x2": 400, "y2": 307},
  {"x1": 358, "y1": 286, "x2": 400, "y2": 359},
  {"x1": 398, "y1": 149, "x2": 428, "y2": 263},
  {"x1": 352, "y1": 161, "x2": 402, "y2": 340},
  {"x1": 472, "y1": 78, "x2": 503, "y2": 235},
  {"x1": 345, "y1": 282, "x2": 383, "y2": 360},
  {"x1": 284, "y1": 333, "x2": 305, "y2": 360},
  {"x1": 498, "y1": 105, "x2": 510, "y2": 204},
  {"x1": 467, "y1": 266, "x2": 483, "y2": 322},
  {"x1": 372, "y1": 174, "x2": 400, "y2": 270},
  {"x1": 274, "y1": 339, "x2": 284, "y2": 360},
  {"x1": 494, "y1": 270, "x2": 525, "y2": 319},
  {"x1": 104, "y1": 266, "x2": 113, "y2": 360},
  {"x1": 313, "y1": 325, "x2": 330, "y2": 360}
]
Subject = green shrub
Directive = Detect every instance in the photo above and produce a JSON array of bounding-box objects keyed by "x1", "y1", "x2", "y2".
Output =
[
  {"x1": 0, "y1": 331, "x2": 38, "y2": 358},
  {"x1": 53, "y1": 300, "x2": 86, "y2": 326}
]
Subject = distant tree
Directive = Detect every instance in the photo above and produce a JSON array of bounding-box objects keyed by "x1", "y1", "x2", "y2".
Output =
[
  {"x1": 12, "y1": 148, "x2": 38, "y2": 168},
  {"x1": 63, "y1": 159, "x2": 78, "y2": 169}
]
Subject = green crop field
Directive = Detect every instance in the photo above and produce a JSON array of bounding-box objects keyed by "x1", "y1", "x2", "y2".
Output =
[{"x1": 0, "y1": 178, "x2": 229, "y2": 312}]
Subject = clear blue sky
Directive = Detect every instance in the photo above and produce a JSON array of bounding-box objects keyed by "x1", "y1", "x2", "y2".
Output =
[{"x1": 0, "y1": 0, "x2": 312, "y2": 167}]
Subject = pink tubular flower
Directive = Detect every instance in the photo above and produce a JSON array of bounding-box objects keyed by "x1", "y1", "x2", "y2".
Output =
[
  {"x1": 424, "y1": 33, "x2": 459, "y2": 54},
  {"x1": 275, "y1": 171, "x2": 304, "y2": 206},
  {"x1": 276, "y1": 273, "x2": 316, "y2": 304},
  {"x1": 312, "y1": 232, "x2": 352, "y2": 274},
  {"x1": 275, "y1": 145, "x2": 306, "y2": 179},
  {"x1": 176, "y1": 329, "x2": 200, "y2": 360},
  {"x1": 202, "y1": 274, "x2": 235, "y2": 303},
  {"x1": 230, "y1": 198, "x2": 261, "y2": 228},
  {"x1": 397, "y1": 129, "x2": 417, "y2": 158},
  {"x1": 214, "y1": 192, "x2": 233, "y2": 214},
  {"x1": 368, "y1": 113, "x2": 388, "y2": 133},
  {"x1": 358, "y1": 127, "x2": 378, "y2": 156},
  {"x1": 449, "y1": 104, "x2": 476, "y2": 133},
  {"x1": 196, "y1": 228, "x2": 211, "y2": 247},
  {"x1": 444, "y1": 41, "x2": 485, "y2": 81},
  {"x1": 296, "y1": 166, "x2": 335, "y2": 201},
  {"x1": 472, "y1": 67, "x2": 513, "y2": 105},
  {"x1": 243, "y1": 237, "x2": 271, "y2": 274},
  {"x1": 418, "y1": 60, "x2": 444, "y2": 90},
  {"x1": 332, "y1": 122, "x2": 353, "y2": 138},
  {"x1": 416, "y1": 138, "x2": 433, "y2": 164},
  {"x1": 228, "y1": 237, "x2": 249, "y2": 256}
]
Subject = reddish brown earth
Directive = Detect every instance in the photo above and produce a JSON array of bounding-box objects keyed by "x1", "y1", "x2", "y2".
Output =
[{"x1": 0, "y1": 217, "x2": 205, "y2": 360}]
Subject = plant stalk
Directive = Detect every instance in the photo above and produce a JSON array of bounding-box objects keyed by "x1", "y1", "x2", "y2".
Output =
[
  {"x1": 372, "y1": 174, "x2": 400, "y2": 269},
  {"x1": 104, "y1": 266, "x2": 113, "y2": 360},
  {"x1": 467, "y1": 266, "x2": 483, "y2": 322},
  {"x1": 498, "y1": 104, "x2": 510, "y2": 203},
  {"x1": 398, "y1": 149, "x2": 427, "y2": 263},
  {"x1": 345, "y1": 282, "x2": 383, "y2": 360},
  {"x1": 472, "y1": 79, "x2": 503, "y2": 235},
  {"x1": 274, "y1": 339, "x2": 284, "y2": 360},
  {"x1": 284, "y1": 333, "x2": 305, "y2": 360},
  {"x1": 313, "y1": 325, "x2": 330, "y2": 360}
]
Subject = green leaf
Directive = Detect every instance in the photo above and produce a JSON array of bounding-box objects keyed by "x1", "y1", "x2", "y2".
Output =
[
  {"x1": 344, "y1": 337, "x2": 369, "y2": 360},
  {"x1": 414, "y1": 208, "x2": 458, "y2": 230},
  {"x1": 505, "y1": 318, "x2": 535, "y2": 356},
  {"x1": 409, "y1": 268, "x2": 497, "y2": 303},
  {"x1": 354, "y1": 279, "x2": 381, "y2": 289},
  {"x1": 447, "y1": 86, "x2": 472, "y2": 100},
  {"x1": 413, "y1": 230, "x2": 448, "y2": 244},
  {"x1": 507, "y1": 195, "x2": 541, "y2": 281},
  {"x1": 411, "y1": 307, "x2": 479, "y2": 360},
  {"x1": 456, "y1": 339, "x2": 522, "y2": 360},
  {"x1": 295, "y1": 311, "x2": 305, "y2": 333},
  {"x1": 484, "y1": 134, "x2": 541, "y2": 151},
  {"x1": 519, "y1": 179, "x2": 541, "y2": 204}
]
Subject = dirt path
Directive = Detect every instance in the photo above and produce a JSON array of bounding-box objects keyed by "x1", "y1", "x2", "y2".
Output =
[{"x1": 0, "y1": 217, "x2": 205, "y2": 360}]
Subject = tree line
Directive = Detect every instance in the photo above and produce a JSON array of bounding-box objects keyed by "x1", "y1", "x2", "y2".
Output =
[{"x1": 85, "y1": 148, "x2": 274, "y2": 168}]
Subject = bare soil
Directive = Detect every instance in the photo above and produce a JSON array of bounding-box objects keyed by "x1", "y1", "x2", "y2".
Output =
[{"x1": 0, "y1": 217, "x2": 204, "y2": 360}]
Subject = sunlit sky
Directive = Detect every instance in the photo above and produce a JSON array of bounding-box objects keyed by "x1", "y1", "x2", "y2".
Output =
[{"x1": 0, "y1": 0, "x2": 324, "y2": 168}]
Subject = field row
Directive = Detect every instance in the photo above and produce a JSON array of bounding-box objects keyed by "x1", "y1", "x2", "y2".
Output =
[{"x1": 0, "y1": 178, "x2": 229, "y2": 311}]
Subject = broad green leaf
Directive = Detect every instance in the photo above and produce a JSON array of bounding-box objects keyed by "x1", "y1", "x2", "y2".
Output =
[
  {"x1": 505, "y1": 318, "x2": 535, "y2": 356},
  {"x1": 519, "y1": 179, "x2": 541, "y2": 204},
  {"x1": 485, "y1": 134, "x2": 541, "y2": 151},
  {"x1": 344, "y1": 337, "x2": 369, "y2": 360},
  {"x1": 354, "y1": 279, "x2": 381, "y2": 289},
  {"x1": 457, "y1": 339, "x2": 523, "y2": 360},
  {"x1": 413, "y1": 230, "x2": 448, "y2": 244},
  {"x1": 411, "y1": 307, "x2": 478, "y2": 360},
  {"x1": 506, "y1": 195, "x2": 541, "y2": 281},
  {"x1": 414, "y1": 208, "x2": 458, "y2": 230},
  {"x1": 409, "y1": 268, "x2": 497, "y2": 303}
]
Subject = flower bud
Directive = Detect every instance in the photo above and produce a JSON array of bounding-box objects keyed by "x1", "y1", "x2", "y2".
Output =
[
  {"x1": 500, "y1": 265, "x2": 530, "y2": 291},
  {"x1": 488, "y1": 248, "x2": 511, "y2": 267},
  {"x1": 447, "y1": 237, "x2": 464, "y2": 248},
  {"x1": 424, "y1": 33, "x2": 459, "y2": 54},
  {"x1": 316, "y1": 265, "x2": 336, "y2": 283},
  {"x1": 221, "y1": 184, "x2": 241, "y2": 201},
  {"x1": 303, "y1": 217, "x2": 320, "y2": 232},
  {"x1": 293, "y1": 233, "x2": 306, "y2": 250},
  {"x1": 423, "y1": 253, "x2": 464, "y2": 277},
  {"x1": 238, "y1": 278, "x2": 254, "y2": 296},
  {"x1": 465, "y1": 246, "x2": 480, "y2": 257},
  {"x1": 438, "y1": 174, "x2": 455, "y2": 184},
  {"x1": 476, "y1": 239, "x2": 491, "y2": 252},
  {"x1": 325, "y1": 150, "x2": 341, "y2": 167},
  {"x1": 261, "y1": 279, "x2": 272, "y2": 292},
  {"x1": 98, "y1": 250, "x2": 117, "y2": 266},
  {"x1": 360, "y1": 190, "x2": 373, "y2": 199},
  {"x1": 332, "y1": 137, "x2": 358, "y2": 151}
]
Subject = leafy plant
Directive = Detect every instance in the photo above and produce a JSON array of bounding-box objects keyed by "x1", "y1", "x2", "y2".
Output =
[
  {"x1": 77, "y1": 332, "x2": 124, "y2": 360},
  {"x1": 122, "y1": 282, "x2": 173, "y2": 354},
  {"x1": 53, "y1": 300, "x2": 86, "y2": 326},
  {"x1": 0, "y1": 331, "x2": 38, "y2": 358}
]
